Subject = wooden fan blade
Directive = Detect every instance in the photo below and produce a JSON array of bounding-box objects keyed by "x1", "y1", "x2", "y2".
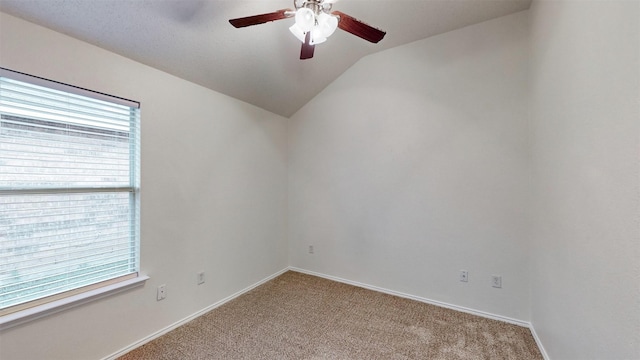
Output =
[
  {"x1": 300, "y1": 32, "x2": 315, "y2": 60},
  {"x1": 229, "y1": 9, "x2": 293, "y2": 28},
  {"x1": 332, "y1": 11, "x2": 386, "y2": 43}
]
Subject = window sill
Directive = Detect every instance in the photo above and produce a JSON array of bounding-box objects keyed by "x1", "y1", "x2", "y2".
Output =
[{"x1": 0, "y1": 275, "x2": 149, "y2": 331}]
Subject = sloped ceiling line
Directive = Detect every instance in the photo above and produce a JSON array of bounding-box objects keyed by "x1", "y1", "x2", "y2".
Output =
[{"x1": 0, "y1": 0, "x2": 532, "y2": 117}]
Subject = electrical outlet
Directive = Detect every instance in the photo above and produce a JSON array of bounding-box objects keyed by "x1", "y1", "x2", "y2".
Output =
[
  {"x1": 308, "y1": 245, "x2": 314, "y2": 254},
  {"x1": 492, "y1": 275, "x2": 502, "y2": 288},
  {"x1": 197, "y1": 272, "x2": 205, "y2": 285},
  {"x1": 460, "y1": 270, "x2": 468, "y2": 282},
  {"x1": 157, "y1": 284, "x2": 166, "y2": 300}
]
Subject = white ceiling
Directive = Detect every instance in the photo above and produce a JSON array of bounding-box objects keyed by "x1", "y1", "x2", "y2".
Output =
[{"x1": 0, "y1": 0, "x2": 531, "y2": 117}]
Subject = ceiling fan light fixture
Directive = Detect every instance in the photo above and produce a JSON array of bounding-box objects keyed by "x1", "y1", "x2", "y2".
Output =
[
  {"x1": 317, "y1": 12, "x2": 338, "y2": 38},
  {"x1": 294, "y1": 7, "x2": 315, "y2": 32},
  {"x1": 229, "y1": 0, "x2": 386, "y2": 60},
  {"x1": 310, "y1": 28, "x2": 327, "y2": 45},
  {"x1": 289, "y1": 24, "x2": 307, "y2": 43}
]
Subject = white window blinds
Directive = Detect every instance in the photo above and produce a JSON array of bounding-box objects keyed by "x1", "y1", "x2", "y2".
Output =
[{"x1": 0, "y1": 68, "x2": 140, "y2": 313}]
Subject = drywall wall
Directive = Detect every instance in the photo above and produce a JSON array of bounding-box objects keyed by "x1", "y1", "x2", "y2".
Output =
[
  {"x1": 0, "y1": 12, "x2": 288, "y2": 360},
  {"x1": 529, "y1": 0, "x2": 640, "y2": 358},
  {"x1": 288, "y1": 11, "x2": 531, "y2": 321}
]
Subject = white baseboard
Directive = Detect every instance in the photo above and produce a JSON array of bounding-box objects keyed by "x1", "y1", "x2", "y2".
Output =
[
  {"x1": 529, "y1": 322, "x2": 551, "y2": 360},
  {"x1": 289, "y1": 267, "x2": 551, "y2": 359},
  {"x1": 105, "y1": 266, "x2": 549, "y2": 360},
  {"x1": 102, "y1": 267, "x2": 290, "y2": 360},
  {"x1": 288, "y1": 267, "x2": 530, "y2": 328}
]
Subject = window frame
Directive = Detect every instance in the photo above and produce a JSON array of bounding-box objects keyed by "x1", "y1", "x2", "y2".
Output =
[{"x1": 0, "y1": 68, "x2": 147, "y2": 330}]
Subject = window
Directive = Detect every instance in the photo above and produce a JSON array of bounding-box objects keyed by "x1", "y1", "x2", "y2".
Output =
[{"x1": 0, "y1": 68, "x2": 141, "y2": 317}]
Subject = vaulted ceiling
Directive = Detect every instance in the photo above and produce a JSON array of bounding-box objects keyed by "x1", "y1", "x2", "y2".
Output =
[{"x1": 0, "y1": 0, "x2": 531, "y2": 117}]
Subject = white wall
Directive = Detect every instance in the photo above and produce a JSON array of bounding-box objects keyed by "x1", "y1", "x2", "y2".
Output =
[
  {"x1": 0, "y1": 12, "x2": 288, "y2": 360},
  {"x1": 529, "y1": 1, "x2": 640, "y2": 359},
  {"x1": 288, "y1": 11, "x2": 531, "y2": 321}
]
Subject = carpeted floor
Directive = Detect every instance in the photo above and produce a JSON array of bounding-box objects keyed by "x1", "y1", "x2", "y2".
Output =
[{"x1": 119, "y1": 271, "x2": 543, "y2": 359}]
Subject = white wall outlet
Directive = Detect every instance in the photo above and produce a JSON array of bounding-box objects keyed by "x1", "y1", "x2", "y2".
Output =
[
  {"x1": 460, "y1": 270, "x2": 468, "y2": 282},
  {"x1": 492, "y1": 275, "x2": 502, "y2": 288},
  {"x1": 197, "y1": 272, "x2": 205, "y2": 285},
  {"x1": 308, "y1": 245, "x2": 314, "y2": 254},
  {"x1": 157, "y1": 284, "x2": 166, "y2": 300}
]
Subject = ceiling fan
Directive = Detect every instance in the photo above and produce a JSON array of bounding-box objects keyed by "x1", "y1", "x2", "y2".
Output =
[{"x1": 229, "y1": 0, "x2": 386, "y2": 60}]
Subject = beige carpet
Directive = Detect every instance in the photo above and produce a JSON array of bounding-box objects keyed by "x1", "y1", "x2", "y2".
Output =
[{"x1": 119, "y1": 271, "x2": 543, "y2": 359}]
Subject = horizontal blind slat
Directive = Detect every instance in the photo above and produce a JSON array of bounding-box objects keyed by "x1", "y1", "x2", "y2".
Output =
[
  {"x1": 0, "y1": 114, "x2": 132, "y2": 135},
  {"x1": 1, "y1": 264, "x2": 134, "y2": 302},
  {"x1": 2, "y1": 246, "x2": 135, "y2": 282},
  {"x1": 0, "y1": 155, "x2": 129, "y2": 168},
  {"x1": 0, "y1": 238, "x2": 131, "y2": 270},
  {"x1": 0, "y1": 228, "x2": 131, "y2": 244},
  {"x1": 0, "y1": 227, "x2": 132, "y2": 246},
  {"x1": 1, "y1": 102, "x2": 130, "y2": 132},
  {"x1": 0, "y1": 86, "x2": 133, "y2": 118},
  {"x1": 0, "y1": 83, "x2": 133, "y2": 122},
  {"x1": 0, "y1": 196, "x2": 131, "y2": 212},
  {"x1": 2, "y1": 202, "x2": 131, "y2": 218},
  {"x1": 1, "y1": 132, "x2": 133, "y2": 156},
  {"x1": 1, "y1": 121, "x2": 133, "y2": 145},
  {"x1": 0, "y1": 75, "x2": 138, "y2": 109},
  {"x1": 1, "y1": 250, "x2": 135, "y2": 285}
]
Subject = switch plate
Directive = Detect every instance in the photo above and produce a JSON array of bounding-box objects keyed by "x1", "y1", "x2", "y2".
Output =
[
  {"x1": 157, "y1": 284, "x2": 166, "y2": 300},
  {"x1": 460, "y1": 270, "x2": 468, "y2": 282},
  {"x1": 492, "y1": 275, "x2": 502, "y2": 288},
  {"x1": 308, "y1": 245, "x2": 314, "y2": 254},
  {"x1": 197, "y1": 272, "x2": 205, "y2": 285}
]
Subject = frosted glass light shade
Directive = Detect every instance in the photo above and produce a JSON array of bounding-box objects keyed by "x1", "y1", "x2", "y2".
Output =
[
  {"x1": 289, "y1": 24, "x2": 306, "y2": 43},
  {"x1": 295, "y1": 8, "x2": 315, "y2": 32},
  {"x1": 310, "y1": 27, "x2": 327, "y2": 45},
  {"x1": 317, "y1": 12, "x2": 338, "y2": 38}
]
